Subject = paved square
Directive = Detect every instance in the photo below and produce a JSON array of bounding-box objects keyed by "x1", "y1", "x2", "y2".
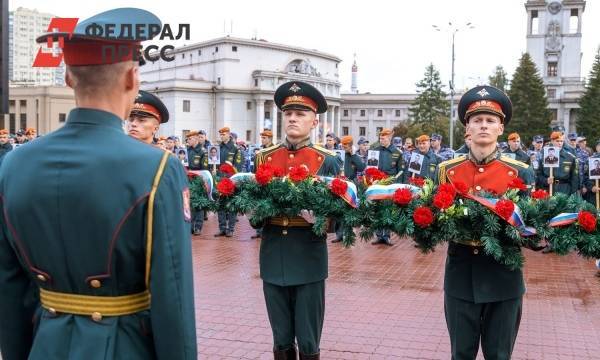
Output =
[{"x1": 193, "y1": 214, "x2": 600, "y2": 359}]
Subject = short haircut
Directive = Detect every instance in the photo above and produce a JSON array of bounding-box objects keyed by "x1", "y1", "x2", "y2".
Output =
[{"x1": 67, "y1": 61, "x2": 134, "y2": 97}]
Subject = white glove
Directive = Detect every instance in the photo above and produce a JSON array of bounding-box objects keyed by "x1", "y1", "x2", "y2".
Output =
[{"x1": 299, "y1": 209, "x2": 316, "y2": 224}]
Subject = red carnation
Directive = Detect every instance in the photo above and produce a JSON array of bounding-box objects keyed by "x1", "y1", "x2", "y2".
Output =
[
  {"x1": 330, "y1": 178, "x2": 348, "y2": 196},
  {"x1": 413, "y1": 206, "x2": 434, "y2": 228},
  {"x1": 578, "y1": 211, "x2": 597, "y2": 233},
  {"x1": 409, "y1": 176, "x2": 425, "y2": 187},
  {"x1": 438, "y1": 183, "x2": 457, "y2": 197},
  {"x1": 452, "y1": 181, "x2": 468, "y2": 194},
  {"x1": 508, "y1": 177, "x2": 527, "y2": 191},
  {"x1": 273, "y1": 166, "x2": 285, "y2": 177},
  {"x1": 187, "y1": 172, "x2": 198, "y2": 181},
  {"x1": 289, "y1": 165, "x2": 310, "y2": 182},
  {"x1": 365, "y1": 168, "x2": 387, "y2": 181},
  {"x1": 495, "y1": 199, "x2": 515, "y2": 220},
  {"x1": 531, "y1": 189, "x2": 549, "y2": 200},
  {"x1": 216, "y1": 178, "x2": 236, "y2": 196},
  {"x1": 433, "y1": 191, "x2": 455, "y2": 210},
  {"x1": 393, "y1": 188, "x2": 413, "y2": 206},
  {"x1": 219, "y1": 163, "x2": 235, "y2": 177},
  {"x1": 255, "y1": 164, "x2": 274, "y2": 186}
]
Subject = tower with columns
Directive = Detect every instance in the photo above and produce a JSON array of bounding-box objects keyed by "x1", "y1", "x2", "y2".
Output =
[
  {"x1": 351, "y1": 54, "x2": 358, "y2": 94},
  {"x1": 525, "y1": 0, "x2": 586, "y2": 132}
]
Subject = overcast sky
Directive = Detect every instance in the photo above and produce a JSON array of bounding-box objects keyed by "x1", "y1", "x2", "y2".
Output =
[{"x1": 11, "y1": 0, "x2": 600, "y2": 93}]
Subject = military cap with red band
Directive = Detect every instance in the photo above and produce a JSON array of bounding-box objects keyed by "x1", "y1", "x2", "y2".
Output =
[
  {"x1": 35, "y1": 8, "x2": 161, "y2": 66},
  {"x1": 458, "y1": 85, "x2": 513, "y2": 126},
  {"x1": 274, "y1": 81, "x2": 328, "y2": 114},
  {"x1": 131, "y1": 90, "x2": 169, "y2": 123}
]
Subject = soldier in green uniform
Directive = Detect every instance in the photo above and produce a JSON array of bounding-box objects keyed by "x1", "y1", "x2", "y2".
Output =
[
  {"x1": 214, "y1": 127, "x2": 243, "y2": 237},
  {"x1": 402, "y1": 134, "x2": 441, "y2": 182},
  {"x1": 127, "y1": 90, "x2": 170, "y2": 146},
  {"x1": 255, "y1": 81, "x2": 340, "y2": 360},
  {"x1": 536, "y1": 131, "x2": 579, "y2": 195},
  {"x1": 251, "y1": 130, "x2": 276, "y2": 239},
  {"x1": 437, "y1": 85, "x2": 535, "y2": 360},
  {"x1": 0, "y1": 8, "x2": 196, "y2": 360},
  {"x1": 331, "y1": 135, "x2": 365, "y2": 243},
  {"x1": 371, "y1": 128, "x2": 403, "y2": 246},
  {"x1": 454, "y1": 132, "x2": 471, "y2": 156},
  {"x1": 187, "y1": 131, "x2": 206, "y2": 171},
  {"x1": 503, "y1": 132, "x2": 529, "y2": 163}
]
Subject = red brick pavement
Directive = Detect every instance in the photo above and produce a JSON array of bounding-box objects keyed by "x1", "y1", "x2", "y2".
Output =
[{"x1": 193, "y1": 214, "x2": 600, "y2": 359}]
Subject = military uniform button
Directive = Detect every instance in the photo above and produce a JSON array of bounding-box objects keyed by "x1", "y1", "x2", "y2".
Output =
[
  {"x1": 90, "y1": 279, "x2": 102, "y2": 288},
  {"x1": 449, "y1": 170, "x2": 455, "y2": 175},
  {"x1": 317, "y1": 156, "x2": 322, "y2": 161},
  {"x1": 289, "y1": 154, "x2": 295, "y2": 159},
  {"x1": 37, "y1": 274, "x2": 47, "y2": 282},
  {"x1": 47, "y1": 307, "x2": 57, "y2": 315},
  {"x1": 475, "y1": 185, "x2": 482, "y2": 191},
  {"x1": 473, "y1": 249, "x2": 479, "y2": 255},
  {"x1": 508, "y1": 171, "x2": 514, "y2": 176},
  {"x1": 478, "y1": 168, "x2": 484, "y2": 173},
  {"x1": 282, "y1": 217, "x2": 289, "y2": 227},
  {"x1": 267, "y1": 157, "x2": 272, "y2": 162},
  {"x1": 282, "y1": 230, "x2": 288, "y2": 235},
  {"x1": 91, "y1": 312, "x2": 102, "y2": 322}
]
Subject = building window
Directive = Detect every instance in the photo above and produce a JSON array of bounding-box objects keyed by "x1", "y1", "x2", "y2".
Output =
[
  {"x1": 343, "y1": 109, "x2": 348, "y2": 117},
  {"x1": 395, "y1": 109, "x2": 401, "y2": 117},
  {"x1": 550, "y1": 109, "x2": 558, "y2": 121},
  {"x1": 59, "y1": 113, "x2": 66, "y2": 122},
  {"x1": 547, "y1": 62, "x2": 558, "y2": 77},
  {"x1": 217, "y1": 77, "x2": 221, "y2": 85},
  {"x1": 19, "y1": 100, "x2": 26, "y2": 108},
  {"x1": 547, "y1": 89, "x2": 556, "y2": 99},
  {"x1": 254, "y1": 78, "x2": 259, "y2": 87},
  {"x1": 215, "y1": 46, "x2": 219, "y2": 52},
  {"x1": 20, "y1": 113, "x2": 27, "y2": 130},
  {"x1": 360, "y1": 109, "x2": 366, "y2": 117},
  {"x1": 246, "y1": 130, "x2": 251, "y2": 141},
  {"x1": 342, "y1": 126, "x2": 349, "y2": 136},
  {"x1": 232, "y1": 46, "x2": 237, "y2": 52},
  {"x1": 377, "y1": 109, "x2": 383, "y2": 117},
  {"x1": 9, "y1": 100, "x2": 15, "y2": 107},
  {"x1": 9, "y1": 114, "x2": 15, "y2": 134},
  {"x1": 181, "y1": 53, "x2": 185, "y2": 59},
  {"x1": 359, "y1": 127, "x2": 366, "y2": 136},
  {"x1": 530, "y1": 10, "x2": 539, "y2": 35},
  {"x1": 183, "y1": 100, "x2": 191, "y2": 112},
  {"x1": 570, "y1": 9, "x2": 579, "y2": 33},
  {"x1": 265, "y1": 111, "x2": 271, "y2": 119},
  {"x1": 376, "y1": 127, "x2": 383, "y2": 135},
  {"x1": 198, "y1": 49, "x2": 201, "y2": 55},
  {"x1": 246, "y1": 101, "x2": 252, "y2": 110}
]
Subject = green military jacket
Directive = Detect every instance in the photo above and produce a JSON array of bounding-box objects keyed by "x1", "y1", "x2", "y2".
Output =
[
  {"x1": 0, "y1": 109, "x2": 197, "y2": 360},
  {"x1": 536, "y1": 148, "x2": 579, "y2": 194},
  {"x1": 343, "y1": 152, "x2": 366, "y2": 181},
  {"x1": 255, "y1": 138, "x2": 341, "y2": 286},
  {"x1": 437, "y1": 151, "x2": 535, "y2": 303},
  {"x1": 187, "y1": 144, "x2": 205, "y2": 170},
  {"x1": 502, "y1": 148, "x2": 529, "y2": 164},
  {"x1": 402, "y1": 149, "x2": 441, "y2": 183},
  {"x1": 374, "y1": 144, "x2": 403, "y2": 180}
]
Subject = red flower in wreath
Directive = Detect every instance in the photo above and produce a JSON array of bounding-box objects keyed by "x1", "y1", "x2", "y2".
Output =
[
  {"x1": 330, "y1": 178, "x2": 348, "y2": 196},
  {"x1": 273, "y1": 166, "x2": 285, "y2": 177},
  {"x1": 508, "y1": 177, "x2": 527, "y2": 191},
  {"x1": 408, "y1": 176, "x2": 425, "y2": 187},
  {"x1": 451, "y1": 181, "x2": 468, "y2": 194},
  {"x1": 413, "y1": 206, "x2": 434, "y2": 228},
  {"x1": 433, "y1": 191, "x2": 455, "y2": 210},
  {"x1": 577, "y1": 211, "x2": 597, "y2": 233},
  {"x1": 393, "y1": 188, "x2": 413, "y2": 206},
  {"x1": 495, "y1": 199, "x2": 515, "y2": 220},
  {"x1": 437, "y1": 183, "x2": 457, "y2": 197},
  {"x1": 365, "y1": 168, "x2": 387, "y2": 181},
  {"x1": 255, "y1": 164, "x2": 274, "y2": 186},
  {"x1": 289, "y1": 165, "x2": 310, "y2": 182},
  {"x1": 187, "y1": 171, "x2": 198, "y2": 181},
  {"x1": 531, "y1": 189, "x2": 549, "y2": 200},
  {"x1": 216, "y1": 178, "x2": 236, "y2": 196},
  {"x1": 219, "y1": 163, "x2": 236, "y2": 177}
]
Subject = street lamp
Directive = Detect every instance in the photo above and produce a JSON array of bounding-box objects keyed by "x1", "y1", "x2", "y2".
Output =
[{"x1": 432, "y1": 21, "x2": 475, "y2": 149}]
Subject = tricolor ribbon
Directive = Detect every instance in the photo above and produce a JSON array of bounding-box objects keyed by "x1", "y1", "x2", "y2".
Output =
[
  {"x1": 462, "y1": 193, "x2": 537, "y2": 237},
  {"x1": 548, "y1": 213, "x2": 579, "y2": 227},
  {"x1": 319, "y1": 177, "x2": 360, "y2": 208},
  {"x1": 187, "y1": 170, "x2": 214, "y2": 201},
  {"x1": 364, "y1": 184, "x2": 421, "y2": 201},
  {"x1": 230, "y1": 172, "x2": 255, "y2": 184}
]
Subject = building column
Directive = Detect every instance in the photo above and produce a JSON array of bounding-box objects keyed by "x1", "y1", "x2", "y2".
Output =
[
  {"x1": 563, "y1": 107, "x2": 571, "y2": 133},
  {"x1": 336, "y1": 106, "x2": 341, "y2": 136},
  {"x1": 350, "y1": 109, "x2": 356, "y2": 139},
  {"x1": 320, "y1": 109, "x2": 328, "y2": 144},
  {"x1": 271, "y1": 102, "x2": 278, "y2": 144},
  {"x1": 256, "y1": 99, "x2": 265, "y2": 144},
  {"x1": 327, "y1": 106, "x2": 334, "y2": 136},
  {"x1": 368, "y1": 109, "x2": 374, "y2": 141},
  {"x1": 385, "y1": 109, "x2": 391, "y2": 130}
]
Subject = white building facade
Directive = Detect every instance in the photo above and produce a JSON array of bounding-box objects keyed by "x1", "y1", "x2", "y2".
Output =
[
  {"x1": 139, "y1": 37, "x2": 342, "y2": 144},
  {"x1": 9, "y1": 7, "x2": 64, "y2": 86},
  {"x1": 525, "y1": 0, "x2": 586, "y2": 132}
]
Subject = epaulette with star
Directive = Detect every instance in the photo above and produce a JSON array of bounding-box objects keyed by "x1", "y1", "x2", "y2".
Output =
[
  {"x1": 437, "y1": 156, "x2": 468, "y2": 184},
  {"x1": 312, "y1": 144, "x2": 337, "y2": 157},
  {"x1": 499, "y1": 155, "x2": 530, "y2": 170}
]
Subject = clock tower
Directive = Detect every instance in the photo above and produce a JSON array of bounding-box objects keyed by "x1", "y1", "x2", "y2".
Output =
[{"x1": 525, "y1": 0, "x2": 586, "y2": 132}]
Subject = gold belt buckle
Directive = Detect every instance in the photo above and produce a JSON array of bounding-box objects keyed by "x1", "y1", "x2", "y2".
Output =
[{"x1": 282, "y1": 216, "x2": 289, "y2": 227}]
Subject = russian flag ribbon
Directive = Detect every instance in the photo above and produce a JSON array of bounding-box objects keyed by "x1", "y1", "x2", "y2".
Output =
[
  {"x1": 548, "y1": 213, "x2": 579, "y2": 227},
  {"x1": 187, "y1": 170, "x2": 215, "y2": 201},
  {"x1": 319, "y1": 177, "x2": 360, "y2": 208},
  {"x1": 462, "y1": 193, "x2": 537, "y2": 237},
  {"x1": 365, "y1": 183, "x2": 421, "y2": 201}
]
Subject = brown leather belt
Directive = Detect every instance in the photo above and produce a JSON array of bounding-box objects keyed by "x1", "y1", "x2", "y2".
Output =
[{"x1": 268, "y1": 216, "x2": 312, "y2": 227}]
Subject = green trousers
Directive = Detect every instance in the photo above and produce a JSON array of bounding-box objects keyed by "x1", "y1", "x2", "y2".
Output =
[
  {"x1": 444, "y1": 293, "x2": 522, "y2": 360},
  {"x1": 263, "y1": 280, "x2": 325, "y2": 355}
]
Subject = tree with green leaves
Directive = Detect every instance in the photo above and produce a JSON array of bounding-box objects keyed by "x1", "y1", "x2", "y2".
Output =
[
  {"x1": 506, "y1": 53, "x2": 551, "y2": 143},
  {"x1": 577, "y1": 48, "x2": 600, "y2": 143},
  {"x1": 489, "y1": 65, "x2": 509, "y2": 92},
  {"x1": 408, "y1": 63, "x2": 450, "y2": 138}
]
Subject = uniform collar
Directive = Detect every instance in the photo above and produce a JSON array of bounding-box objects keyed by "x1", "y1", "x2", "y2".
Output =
[
  {"x1": 66, "y1": 108, "x2": 125, "y2": 131},
  {"x1": 283, "y1": 137, "x2": 311, "y2": 150},
  {"x1": 468, "y1": 148, "x2": 500, "y2": 165}
]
